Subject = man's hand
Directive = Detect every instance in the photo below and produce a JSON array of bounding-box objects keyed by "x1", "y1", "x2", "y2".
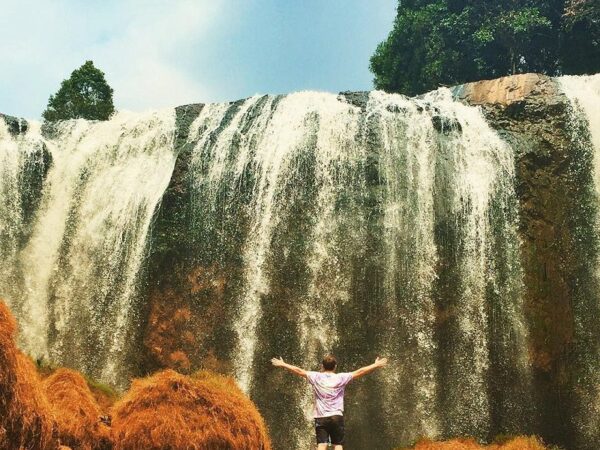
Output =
[
  {"x1": 374, "y1": 357, "x2": 388, "y2": 368},
  {"x1": 352, "y1": 356, "x2": 389, "y2": 379},
  {"x1": 271, "y1": 357, "x2": 286, "y2": 367}
]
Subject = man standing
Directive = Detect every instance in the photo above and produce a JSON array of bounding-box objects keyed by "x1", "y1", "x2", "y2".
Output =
[{"x1": 271, "y1": 354, "x2": 388, "y2": 449}]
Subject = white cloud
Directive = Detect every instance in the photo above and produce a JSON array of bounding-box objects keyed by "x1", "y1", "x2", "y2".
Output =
[
  {"x1": 94, "y1": 0, "x2": 227, "y2": 110},
  {"x1": 0, "y1": 0, "x2": 227, "y2": 118}
]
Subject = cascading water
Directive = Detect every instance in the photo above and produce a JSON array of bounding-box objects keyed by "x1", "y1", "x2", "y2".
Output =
[
  {"x1": 370, "y1": 91, "x2": 440, "y2": 443},
  {"x1": 558, "y1": 74, "x2": 600, "y2": 448},
  {"x1": 371, "y1": 88, "x2": 531, "y2": 442},
  {"x1": 183, "y1": 89, "x2": 532, "y2": 448},
  {"x1": 1, "y1": 83, "x2": 538, "y2": 449},
  {"x1": 0, "y1": 119, "x2": 50, "y2": 312},
  {"x1": 0, "y1": 111, "x2": 177, "y2": 384},
  {"x1": 560, "y1": 75, "x2": 600, "y2": 185}
]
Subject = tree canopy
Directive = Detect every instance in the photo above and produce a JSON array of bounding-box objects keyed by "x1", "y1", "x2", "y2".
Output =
[
  {"x1": 370, "y1": 0, "x2": 600, "y2": 96},
  {"x1": 42, "y1": 61, "x2": 115, "y2": 122},
  {"x1": 562, "y1": 0, "x2": 600, "y2": 74}
]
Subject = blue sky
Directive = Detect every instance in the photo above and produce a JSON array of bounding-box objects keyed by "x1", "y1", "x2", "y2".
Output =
[{"x1": 0, "y1": 0, "x2": 396, "y2": 119}]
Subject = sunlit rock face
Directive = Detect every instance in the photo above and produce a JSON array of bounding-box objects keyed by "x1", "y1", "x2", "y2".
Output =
[{"x1": 1, "y1": 74, "x2": 599, "y2": 450}]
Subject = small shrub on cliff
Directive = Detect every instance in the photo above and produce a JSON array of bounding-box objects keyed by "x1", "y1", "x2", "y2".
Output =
[
  {"x1": 42, "y1": 60, "x2": 115, "y2": 123},
  {"x1": 0, "y1": 300, "x2": 56, "y2": 450},
  {"x1": 111, "y1": 369, "x2": 272, "y2": 450},
  {"x1": 43, "y1": 368, "x2": 111, "y2": 450}
]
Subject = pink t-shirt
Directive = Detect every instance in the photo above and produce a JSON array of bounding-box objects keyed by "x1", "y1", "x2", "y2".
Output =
[{"x1": 306, "y1": 371, "x2": 353, "y2": 418}]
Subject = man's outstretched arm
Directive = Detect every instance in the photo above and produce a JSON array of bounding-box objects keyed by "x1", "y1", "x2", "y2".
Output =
[
  {"x1": 351, "y1": 357, "x2": 388, "y2": 379},
  {"x1": 271, "y1": 357, "x2": 308, "y2": 378}
]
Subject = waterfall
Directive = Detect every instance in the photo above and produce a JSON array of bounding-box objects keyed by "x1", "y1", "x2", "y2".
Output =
[
  {"x1": 0, "y1": 111, "x2": 177, "y2": 384},
  {"x1": 0, "y1": 119, "x2": 50, "y2": 313},
  {"x1": 1, "y1": 83, "x2": 537, "y2": 448},
  {"x1": 184, "y1": 89, "x2": 532, "y2": 448},
  {"x1": 370, "y1": 88, "x2": 530, "y2": 442},
  {"x1": 558, "y1": 74, "x2": 600, "y2": 447},
  {"x1": 370, "y1": 90, "x2": 439, "y2": 443},
  {"x1": 560, "y1": 75, "x2": 600, "y2": 189}
]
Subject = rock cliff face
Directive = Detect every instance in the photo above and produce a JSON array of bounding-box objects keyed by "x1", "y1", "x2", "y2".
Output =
[
  {"x1": 457, "y1": 74, "x2": 600, "y2": 449},
  {"x1": 140, "y1": 74, "x2": 599, "y2": 449},
  {"x1": 142, "y1": 103, "x2": 237, "y2": 376},
  {"x1": 2, "y1": 73, "x2": 599, "y2": 450},
  {"x1": 135, "y1": 74, "x2": 600, "y2": 449}
]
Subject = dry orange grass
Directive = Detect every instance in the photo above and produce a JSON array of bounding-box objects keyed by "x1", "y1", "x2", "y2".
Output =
[
  {"x1": 403, "y1": 436, "x2": 548, "y2": 450},
  {"x1": 87, "y1": 382, "x2": 119, "y2": 417},
  {"x1": 490, "y1": 436, "x2": 548, "y2": 449},
  {"x1": 0, "y1": 300, "x2": 57, "y2": 450},
  {"x1": 43, "y1": 368, "x2": 111, "y2": 450},
  {"x1": 405, "y1": 438, "x2": 487, "y2": 450},
  {"x1": 111, "y1": 369, "x2": 272, "y2": 450}
]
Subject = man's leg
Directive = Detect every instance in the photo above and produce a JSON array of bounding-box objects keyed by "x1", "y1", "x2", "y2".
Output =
[
  {"x1": 315, "y1": 417, "x2": 329, "y2": 450},
  {"x1": 329, "y1": 415, "x2": 345, "y2": 450}
]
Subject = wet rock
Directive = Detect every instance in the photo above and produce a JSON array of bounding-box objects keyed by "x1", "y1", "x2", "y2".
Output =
[
  {"x1": 143, "y1": 265, "x2": 231, "y2": 374},
  {"x1": 458, "y1": 72, "x2": 589, "y2": 448},
  {"x1": 20, "y1": 142, "x2": 52, "y2": 226},
  {"x1": 338, "y1": 91, "x2": 370, "y2": 110},
  {"x1": 431, "y1": 115, "x2": 462, "y2": 134},
  {"x1": 0, "y1": 113, "x2": 28, "y2": 135}
]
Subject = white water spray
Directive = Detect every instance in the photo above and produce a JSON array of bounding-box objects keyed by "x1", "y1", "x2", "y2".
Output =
[
  {"x1": 0, "y1": 110, "x2": 177, "y2": 384},
  {"x1": 184, "y1": 89, "x2": 531, "y2": 447},
  {"x1": 558, "y1": 74, "x2": 600, "y2": 446}
]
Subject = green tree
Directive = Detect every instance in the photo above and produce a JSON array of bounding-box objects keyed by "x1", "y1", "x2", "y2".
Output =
[
  {"x1": 42, "y1": 61, "x2": 115, "y2": 122},
  {"x1": 371, "y1": 0, "x2": 598, "y2": 96},
  {"x1": 561, "y1": 0, "x2": 600, "y2": 73}
]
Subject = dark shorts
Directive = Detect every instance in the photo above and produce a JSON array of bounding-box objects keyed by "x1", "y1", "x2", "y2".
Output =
[{"x1": 315, "y1": 415, "x2": 345, "y2": 445}]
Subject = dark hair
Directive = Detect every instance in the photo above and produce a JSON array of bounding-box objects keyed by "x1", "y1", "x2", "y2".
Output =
[{"x1": 322, "y1": 355, "x2": 337, "y2": 371}]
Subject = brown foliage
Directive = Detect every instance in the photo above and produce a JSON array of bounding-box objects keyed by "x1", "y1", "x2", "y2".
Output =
[
  {"x1": 493, "y1": 436, "x2": 548, "y2": 449},
  {"x1": 111, "y1": 369, "x2": 271, "y2": 450},
  {"x1": 144, "y1": 287, "x2": 196, "y2": 372},
  {"x1": 43, "y1": 368, "x2": 111, "y2": 450},
  {"x1": 0, "y1": 300, "x2": 57, "y2": 449},
  {"x1": 405, "y1": 438, "x2": 485, "y2": 450},
  {"x1": 0, "y1": 299, "x2": 17, "y2": 337},
  {"x1": 564, "y1": 0, "x2": 597, "y2": 19},
  {"x1": 1, "y1": 300, "x2": 273, "y2": 450},
  {"x1": 86, "y1": 383, "x2": 118, "y2": 417},
  {"x1": 144, "y1": 264, "x2": 230, "y2": 373},
  {"x1": 403, "y1": 436, "x2": 548, "y2": 450}
]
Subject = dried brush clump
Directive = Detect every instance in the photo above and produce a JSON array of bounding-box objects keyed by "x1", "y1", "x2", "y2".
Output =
[
  {"x1": 403, "y1": 438, "x2": 486, "y2": 450},
  {"x1": 0, "y1": 300, "x2": 57, "y2": 449},
  {"x1": 43, "y1": 368, "x2": 111, "y2": 450},
  {"x1": 111, "y1": 369, "x2": 272, "y2": 450},
  {"x1": 493, "y1": 436, "x2": 549, "y2": 449},
  {"x1": 402, "y1": 435, "x2": 549, "y2": 450}
]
